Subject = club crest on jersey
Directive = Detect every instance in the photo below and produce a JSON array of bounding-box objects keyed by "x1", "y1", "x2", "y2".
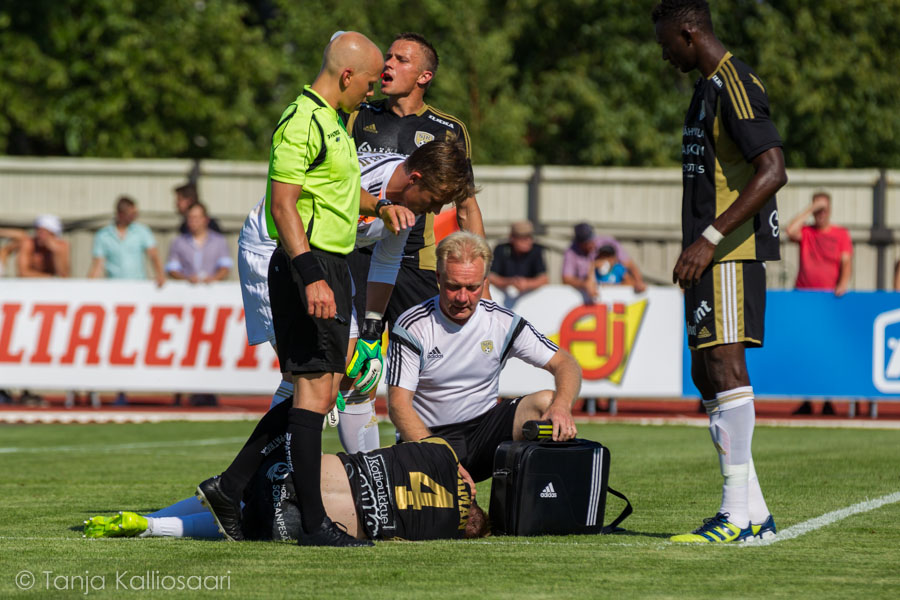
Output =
[
  {"x1": 480, "y1": 340, "x2": 493, "y2": 354},
  {"x1": 415, "y1": 131, "x2": 435, "y2": 147},
  {"x1": 266, "y1": 462, "x2": 291, "y2": 482}
]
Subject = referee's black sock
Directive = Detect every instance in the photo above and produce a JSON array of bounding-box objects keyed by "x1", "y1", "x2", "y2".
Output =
[
  {"x1": 219, "y1": 399, "x2": 291, "y2": 497},
  {"x1": 287, "y1": 407, "x2": 328, "y2": 533}
]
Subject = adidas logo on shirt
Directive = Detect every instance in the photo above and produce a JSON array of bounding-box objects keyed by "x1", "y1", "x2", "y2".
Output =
[
  {"x1": 364, "y1": 123, "x2": 377, "y2": 134},
  {"x1": 539, "y1": 482, "x2": 558, "y2": 499},
  {"x1": 427, "y1": 347, "x2": 443, "y2": 359}
]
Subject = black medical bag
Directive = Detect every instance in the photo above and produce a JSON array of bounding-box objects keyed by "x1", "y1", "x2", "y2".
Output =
[{"x1": 488, "y1": 439, "x2": 631, "y2": 536}]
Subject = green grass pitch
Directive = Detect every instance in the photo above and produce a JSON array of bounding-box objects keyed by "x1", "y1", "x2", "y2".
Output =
[{"x1": 1, "y1": 421, "x2": 898, "y2": 598}]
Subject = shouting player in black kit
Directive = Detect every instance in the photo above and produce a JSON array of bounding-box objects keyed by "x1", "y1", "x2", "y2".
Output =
[
  {"x1": 340, "y1": 32, "x2": 489, "y2": 448},
  {"x1": 652, "y1": 0, "x2": 787, "y2": 543}
]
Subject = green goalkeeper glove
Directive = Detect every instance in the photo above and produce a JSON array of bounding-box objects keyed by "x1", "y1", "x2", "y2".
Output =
[{"x1": 346, "y1": 318, "x2": 384, "y2": 394}]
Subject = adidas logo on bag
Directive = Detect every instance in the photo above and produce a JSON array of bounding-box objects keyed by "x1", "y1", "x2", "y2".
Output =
[
  {"x1": 539, "y1": 482, "x2": 558, "y2": 499},
  {"x1": 427, "y1": 347, "x2": 443, "y2": 359}
]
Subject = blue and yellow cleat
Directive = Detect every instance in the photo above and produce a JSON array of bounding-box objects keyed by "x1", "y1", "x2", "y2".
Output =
[
  {"x1": 750, "y1": 514, "x2": 777, "y2": 541},
  {"x1": 670, "y1": 513, "x2": 752, "y2": 543},
  {"x1": 83, "y1": 511, "x2": 148, "y2": 538}
]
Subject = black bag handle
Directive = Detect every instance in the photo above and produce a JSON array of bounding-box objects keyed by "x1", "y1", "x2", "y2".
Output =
[{"x1": 600, "y1": 486, "x2": 633, "y2": 534}]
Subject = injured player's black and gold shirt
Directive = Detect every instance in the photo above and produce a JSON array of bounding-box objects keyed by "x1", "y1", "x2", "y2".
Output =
[
  {"x1": 344, "y1": 99, "x2": 472, "y2": 271},
  {"x1": 681, "y1": 52, "x2": 783, "y2": 263},
  {"x1": 339, "y1": 437, "x2": 472, "y2": 541}
]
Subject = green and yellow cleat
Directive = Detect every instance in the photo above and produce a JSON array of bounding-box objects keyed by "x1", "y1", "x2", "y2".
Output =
[
  {"x1": 83, "y1": 511, "x2": 148, "y2": 538},
  {"x1": 750, "y1": 514, "x2": 777, "y2": 541},
  {"x1": 670, "y1": 513, "x2": 751, "y2": 543}
]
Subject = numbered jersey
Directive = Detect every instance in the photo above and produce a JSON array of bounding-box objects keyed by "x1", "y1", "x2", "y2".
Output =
[
  {"x1": 339, "y1": 437, "x2": 471, "y2": 541},
  {"x1": 681, "y1": 52, "x2": 782, "y2": 262}
]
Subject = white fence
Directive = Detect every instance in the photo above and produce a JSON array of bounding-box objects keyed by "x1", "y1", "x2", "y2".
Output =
[{"x1": 0, "y1": 157, "x2": 897, "y2": 289}]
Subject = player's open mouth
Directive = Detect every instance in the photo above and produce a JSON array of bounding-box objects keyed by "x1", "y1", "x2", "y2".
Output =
[{"x1": 381, "y1": 73, "x2": 393, "y2": 84}]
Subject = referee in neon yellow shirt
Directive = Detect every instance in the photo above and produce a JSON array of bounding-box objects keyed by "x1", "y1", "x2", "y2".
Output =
[{"x1": 198, "y1": 32, "x2": 385, "y2": 547}]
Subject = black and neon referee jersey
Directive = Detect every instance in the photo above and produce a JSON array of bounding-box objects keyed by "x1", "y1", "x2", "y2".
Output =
[{"x1": 681, "y1": 52, "x2": 783, "y2": 263}]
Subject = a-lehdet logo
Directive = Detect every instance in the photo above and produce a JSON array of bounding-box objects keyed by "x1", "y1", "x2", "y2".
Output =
[
  {"x1": 873, "y1": 308, "x2": 900, "y2": 393},
  {"x1": 550, "y1": 300, "x2": 648, "y2": 383}
]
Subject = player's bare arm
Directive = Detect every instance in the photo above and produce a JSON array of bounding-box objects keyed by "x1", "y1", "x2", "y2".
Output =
[
  {"x1": 455, "y1": 195, "x2": 485, "y2": 237},
  {"x1": 359, "y1": 188, "x2": 415, "y2": 234},
  {"x1": 388, "y1": 385, "x2": 432, "y2": 441},
  {"x1": 270, "y1": 179, "x2": 336, "y2": 320},
  {"x1": 541, "y1": 349, "x2": 581, "y2": 441},
  {"x1": 673, "y1": 147, "x2": 787, "y2": 288},
  {"x1": 455, "y1": 195, "x2": 491, "y2": 299}
]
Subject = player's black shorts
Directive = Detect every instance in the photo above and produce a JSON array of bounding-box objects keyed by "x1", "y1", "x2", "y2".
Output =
[
  {"x1": 268, "y1": 245, "x2": 351, "y2": 374},
  {"x1": 348, "y1": 248, "x2": 439, "y2": 329},
  {"x1": 428, "y1": 397, "x2": 522, "y2": 483},
  {"x1": 685, "y1": 260, "x2": 766, "y2": 350}
]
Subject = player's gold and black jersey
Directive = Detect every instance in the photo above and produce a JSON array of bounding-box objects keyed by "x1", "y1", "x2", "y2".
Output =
[
  {"x1": 345, "y1": 99, "x2": 472, "y2": 271},
  {"x1": 682, "y1": 52, "x2": 783, "y2": 263},
  {"x1": 338, "y1": 437, "x2": 472, "y2": 541}
]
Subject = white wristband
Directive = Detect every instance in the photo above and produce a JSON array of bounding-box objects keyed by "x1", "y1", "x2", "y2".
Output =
[
  {"x1": 702, "y1": 225, "x2": 724, "y2": 246},
  {"x1": 364, "y1": 311, "x2": 384, "y2": 321}
]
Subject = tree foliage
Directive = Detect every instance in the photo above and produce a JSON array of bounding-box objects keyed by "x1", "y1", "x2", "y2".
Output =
[{"x1": 0, "y1": 0, "x2": 898, "y2": 167}]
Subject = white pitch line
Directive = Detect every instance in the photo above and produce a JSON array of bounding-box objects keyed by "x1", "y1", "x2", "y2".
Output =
[
  {"x1": 743, "y1": 490, "x2": 900, "y2": 547},
  {"x1": 0, "y1": 437, "x2": 247, "y2": 454}
]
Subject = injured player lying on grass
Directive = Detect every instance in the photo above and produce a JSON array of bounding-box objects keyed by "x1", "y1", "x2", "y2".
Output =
[{"x1": 83, "y1": 436, "x2": 488, "y2": 542}]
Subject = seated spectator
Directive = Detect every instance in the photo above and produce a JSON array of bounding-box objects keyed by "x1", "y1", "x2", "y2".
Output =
[
  {"x1": 166, "y1": 202, "x2": 232, "y2": 283},
  {"x1": 17, "y1": 215, "x2": 70, "y2": 278},
  {"x1": 594, "y1": 244, "x2": 634, "y2": 287},
  {"x1": 562, "y1": 223, "x2": 646, "y2": 301},
  {"x1": 88, "y1": 195, "x2": 166, "y2": 287},
  {"x1": 174, "y1": 183, "x2": 222, "y2": 235},
  {"x1": 488, "y1": 220, "x2": 548, "y2": 294}
]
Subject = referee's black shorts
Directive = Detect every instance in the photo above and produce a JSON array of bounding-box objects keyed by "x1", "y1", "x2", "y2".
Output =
[
  {"x1": 428, "y1": 397, "x2": 522, "y2": 483},
  {"x1": 347, "y1": 249, "x2": 439, "y2": 329},
  {"x1": 685, "y1": 260, "x2": 766, "y2": 350},
  {"x1": 268, "y1": 246, "x2": 351, "y2": 374}
]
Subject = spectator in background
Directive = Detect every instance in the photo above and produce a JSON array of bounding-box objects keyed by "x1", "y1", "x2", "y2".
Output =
[
  {"x1": 1, "y1": 224, "x2": 56, "y2": 405},
  {"x1": 488, "y1": 220, "x2": 548, "y2": 295},
  {"x1": 562, "y1": 222, "x2": 647, "y2": 301},
  {"x1": 174, "y1": 183, "x2": 222, "y2": 235},
  {"x1": 786, "y1": 191, "x2": 853, "y2": 415},
  {"x1": 594, "y1": 244, "x2": 635, "y2": 287},
  {"x1": 787, "y1": 191, "x2": 852, "y2": 296},
  {"x1": 166, "y1": 202, "x2": 232, "y2": 283},
  {"x1": 167, "y1": 201, "x2": 232, "y2": 407},
  {"x1": 0, "y1": 227, "x2": 27, "y2": 278},
  {"x1": 16, "y1": 215, "x2": 70, "y2": 278},
  {"x1": 88, "y1": 196, "x2": 165, "y2": 286},
  {"x1": 88, "y1": 196, "x2": 164, "y2": 406}
]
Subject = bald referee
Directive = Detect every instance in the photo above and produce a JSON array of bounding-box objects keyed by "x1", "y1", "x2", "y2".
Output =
[
  {"x1": 387, "y1": 232, "x2": 582, "y2": 482},
  {"x1": 198, "y1": 31, "x2": 383, "y2": 547}
]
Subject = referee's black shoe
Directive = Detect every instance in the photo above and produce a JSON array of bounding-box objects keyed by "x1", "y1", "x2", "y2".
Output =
[
  {"x1": 297, "y1": 516, "x2": 373, "y2": 547},
  {"x1": 196, "y1": 476, "x2": 245, "y2": 542}
]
